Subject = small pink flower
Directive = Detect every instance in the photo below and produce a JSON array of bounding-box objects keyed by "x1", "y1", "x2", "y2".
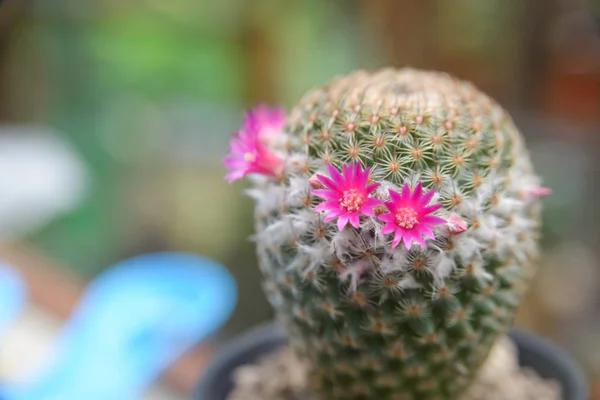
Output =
[
  {"x1": 245, "y1": 105, "x2": 285, "y2": 143},
  {"x1": 378, "y1": 183, "x2": 446, "y2": 250},
  {"x1": 312, "y1": 163, "x2": 382, "y2": 231},
  {"x1": 447, "y1": 213, "x2": 468, "y2": 235},
  {"x1": 522, "y1": 186, "x2": 552, "y2": 202},
  {"x1": 223, "y1": 127, "x2": 283, "y2": 183},
  {"x1": 309, "y1": 174, "x2": 324, "y2": 189}
]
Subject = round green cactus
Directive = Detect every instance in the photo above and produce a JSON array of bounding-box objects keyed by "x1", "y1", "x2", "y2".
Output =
[{"x1": 224, "y1": 68, "x2": 549, "y2": 399}]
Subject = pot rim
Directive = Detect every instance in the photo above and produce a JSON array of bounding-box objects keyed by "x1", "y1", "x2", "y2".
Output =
[{"x1": 196, "y1": 322, "x2": 587, "y2": 400}]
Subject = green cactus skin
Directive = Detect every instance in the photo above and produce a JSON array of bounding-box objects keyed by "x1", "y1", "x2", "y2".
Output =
[{"x1": 248, "y1": 69, "x2": 544, "y2": 400}]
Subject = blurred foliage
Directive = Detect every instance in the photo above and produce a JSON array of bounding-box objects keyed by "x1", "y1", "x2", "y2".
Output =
[{"x1": 86, "y1": 17, "x2": 244, "y2": 101}]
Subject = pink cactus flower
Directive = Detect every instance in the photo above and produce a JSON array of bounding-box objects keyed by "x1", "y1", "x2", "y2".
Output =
[
  {"x1": 447, "y1": 213, "x2": 468, "y2": 235},
  {"x1": 312, "y1": 163, "x2": 382, "y2": 231},
  {"x1": 522, "y1": 186, "x2": 552, "y2": 202},
  {"x1": 378, "y1": 183, "x2": 446, "y2": 250},
  {"x1": 308, "y1": 174, "x2": 324, "y2": 189},
  {"x1": 223, "y1": 126, "x2": 283, "y2": 183},
  {"x1": 245, "y1": 105, "x2": 286, "y2": 143}
]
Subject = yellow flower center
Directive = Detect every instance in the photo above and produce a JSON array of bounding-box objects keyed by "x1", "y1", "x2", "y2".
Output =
[
  {"x1": 396, "y1": 207, "x2": 418, "y2": 229},
  {"x1": 340, "y1": 189, "x2": 365, "y2": 212}
]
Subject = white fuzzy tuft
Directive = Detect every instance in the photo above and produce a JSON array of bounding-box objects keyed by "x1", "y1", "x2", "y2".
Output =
[
  {"x1": 451, "y1": 234, "x2": 485, "y2": 264},
  {"x1": 289, "y1": 209, "x2": 321, "y2": 236},
  {"x1": 466, "y1": 256, "x2": 494, "y2": 283},
  {"x1": 331, "y1": 229, "x2": 359, "y2": 261},
  {"x1": 429, "y1": 252, "x2": 456, "y2": 282},
  {"x1": 397, "y1": 274, "x2": 423, "y2": 290},
  {"x1": 255, "y1": 216, "x2": 296, "y2": 248},
  {"x1": 246, "y1": 183, "x2": 286, "y2": 216},
  {"x1": 379, "y1": 247, "x2": 408, "y2": 273},
  {"x1": 285, "y1": 175, "x2": 311, "y2": 208},
  {"x1": 295, "y1": 240, "x2": 333, "y2": 273},
  {"x1": 285, "y1": 152, "x2": 310, "y2": 174},
  {"x1": 491, "y1": 195, "x2": 524, "y2": 217},
  {"x1": 341, "y1": 259, "x2": 374, "y2": 292}
]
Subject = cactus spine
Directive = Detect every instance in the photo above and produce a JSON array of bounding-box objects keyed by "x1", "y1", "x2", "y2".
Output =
[{"x1": 227, "y1": 68, "x2": 546, "y2": 400}]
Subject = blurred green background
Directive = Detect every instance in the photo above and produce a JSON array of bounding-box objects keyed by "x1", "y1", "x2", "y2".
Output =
[{"x1": 1, "y1": 0, "x2": 600, "y2": 393}]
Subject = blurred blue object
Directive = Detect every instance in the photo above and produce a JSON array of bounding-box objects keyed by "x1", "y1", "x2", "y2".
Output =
[
  {"x1": 2, "y1": 252, "x2": 237, "y2": 400},
  {"x1": 0, "y1": 263, "x2": 27, "y2": 336}
]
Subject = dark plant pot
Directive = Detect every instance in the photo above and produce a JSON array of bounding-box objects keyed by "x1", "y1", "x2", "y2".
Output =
[{"x1": 195, "y1": 322, "x2": 587, "y2": 400}]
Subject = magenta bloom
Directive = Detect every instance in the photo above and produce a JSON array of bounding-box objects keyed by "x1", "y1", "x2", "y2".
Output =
[
  {"x1": 223, "y1": 106, "x2": 286, "y2": 182},
  {"x1": 223, "y1": 127, "x2": 283, "y2": 183},
  {"x1": 245, "y1": 105, "x2": 285, "y2": 143},
  {"x1": 522, "y1": 186, "x2": 552, "y2": 202},
  {"x1": 312, "y1": 163, "x2": 382, "y2": 231},
  {"x1": 447, "y1": 213, "x2": 468, "y2": 235},
  {"x1": 378, "y1": 183, "x2": 446, "y2": 250}
]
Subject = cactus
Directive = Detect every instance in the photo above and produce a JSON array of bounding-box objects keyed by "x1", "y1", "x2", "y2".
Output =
[{"x1": 224, "y1": 68, "x2": 549, "y2": 400}]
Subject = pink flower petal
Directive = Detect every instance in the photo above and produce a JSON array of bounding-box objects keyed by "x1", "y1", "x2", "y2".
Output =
[
  {"x1": 350, "y1": 163, "x2": 358, "y2": 181},
  {"x1": 412, "y1": 182, "x2": 423, "y2": 201},
  {"x1": 365, "y1": 182, "x2": 380, "y2": 194},
  {"x1": 309, "y1": 174, "x2": 324, "y2": 189},
  {"x1": 391, "y1": 230, "x2": 404, "y2": 248},
  {"x1": 230, "y1": 140, "x2": 245, "y2": 154},
  {"x1": 384, "y1": 201, "x2": 395, "y2": 211},
  {"x1": 358, "y1": 165, "x2": 369, "y2": 187},
  {"x1": 316, "y1": 174, "x2": 341, "y2": 191},
  {"x1": 381, "y1": 223, "x2": 396, "y2": 235},
  {"x1": 402, "y1": 236, "x2": 415, "y2": 250},
  {"x1": 378, "y1": 213, "x2": 396, "y2": 224},
  {"x1": 403, "y1": 230, "x2": 418, "y2": 246},
  {"x1": 422, "y1": 204, "x2": 443, "y2": 214},
  {"x1": 312, "y1": 189, "x2": 339, "y2": 201},
  {"x1": 323, "y1": 208, "x2": 345, "y2": 222},
  {"x1": 418, "y1": 188, "x2": 436, "y2": 207},
  {"x1": 246, "y1": 105, "x2": 286, "y2": 142},
  {"x1": 327, "y1": 164, "x2": 345, "y2": 184},
  {"x1": 534, "y1": 187, "x2": 552, "y2": 197},
  {"x1": 353, "y1": 162, "x2": 360, "y2": 180},
  {"x1": 362, "y1": 198, "x2": 383, "y2": 217},
  {"x1": 337, "y1": 214, "x2": 350, "y2": 231},
  {"x1": 414, "y1": 234, "x2": 428, "y2": 248},
  {"x1": 342, "y1": 163, "x2": 353, "y2": 181},
  {"x1": 419, "y1": 225, "x2": 435, "y2": 240},
  {"x1": 447, "y1": 213, "x2": 467, "y2": 234},
  {"x1": 349, "y1": 213, "x2": 360, "y2": 229},
  {"x1": 389, "y1": 190, "x2": 402, "y2": 204},
  {"x1": 421, "y1": 215, "x2": 446, "y2": 226},
  {"x1": 401, "y1": 183, "x2": 411, "y2": 199},
  {"x1": 523, "y1": 186, "x2": 552, "y2": 202},
  {"x1": 225, "y1": 169, "x2": 246, "y2": 183},
  {"x1": 315, "y1": 201, "x2": 337, "y2": 212}
]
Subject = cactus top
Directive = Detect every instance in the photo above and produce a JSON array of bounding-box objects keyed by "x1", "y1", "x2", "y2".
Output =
[{"x1": 226, "y1": 68, "x2": 548, "y2": 292}]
